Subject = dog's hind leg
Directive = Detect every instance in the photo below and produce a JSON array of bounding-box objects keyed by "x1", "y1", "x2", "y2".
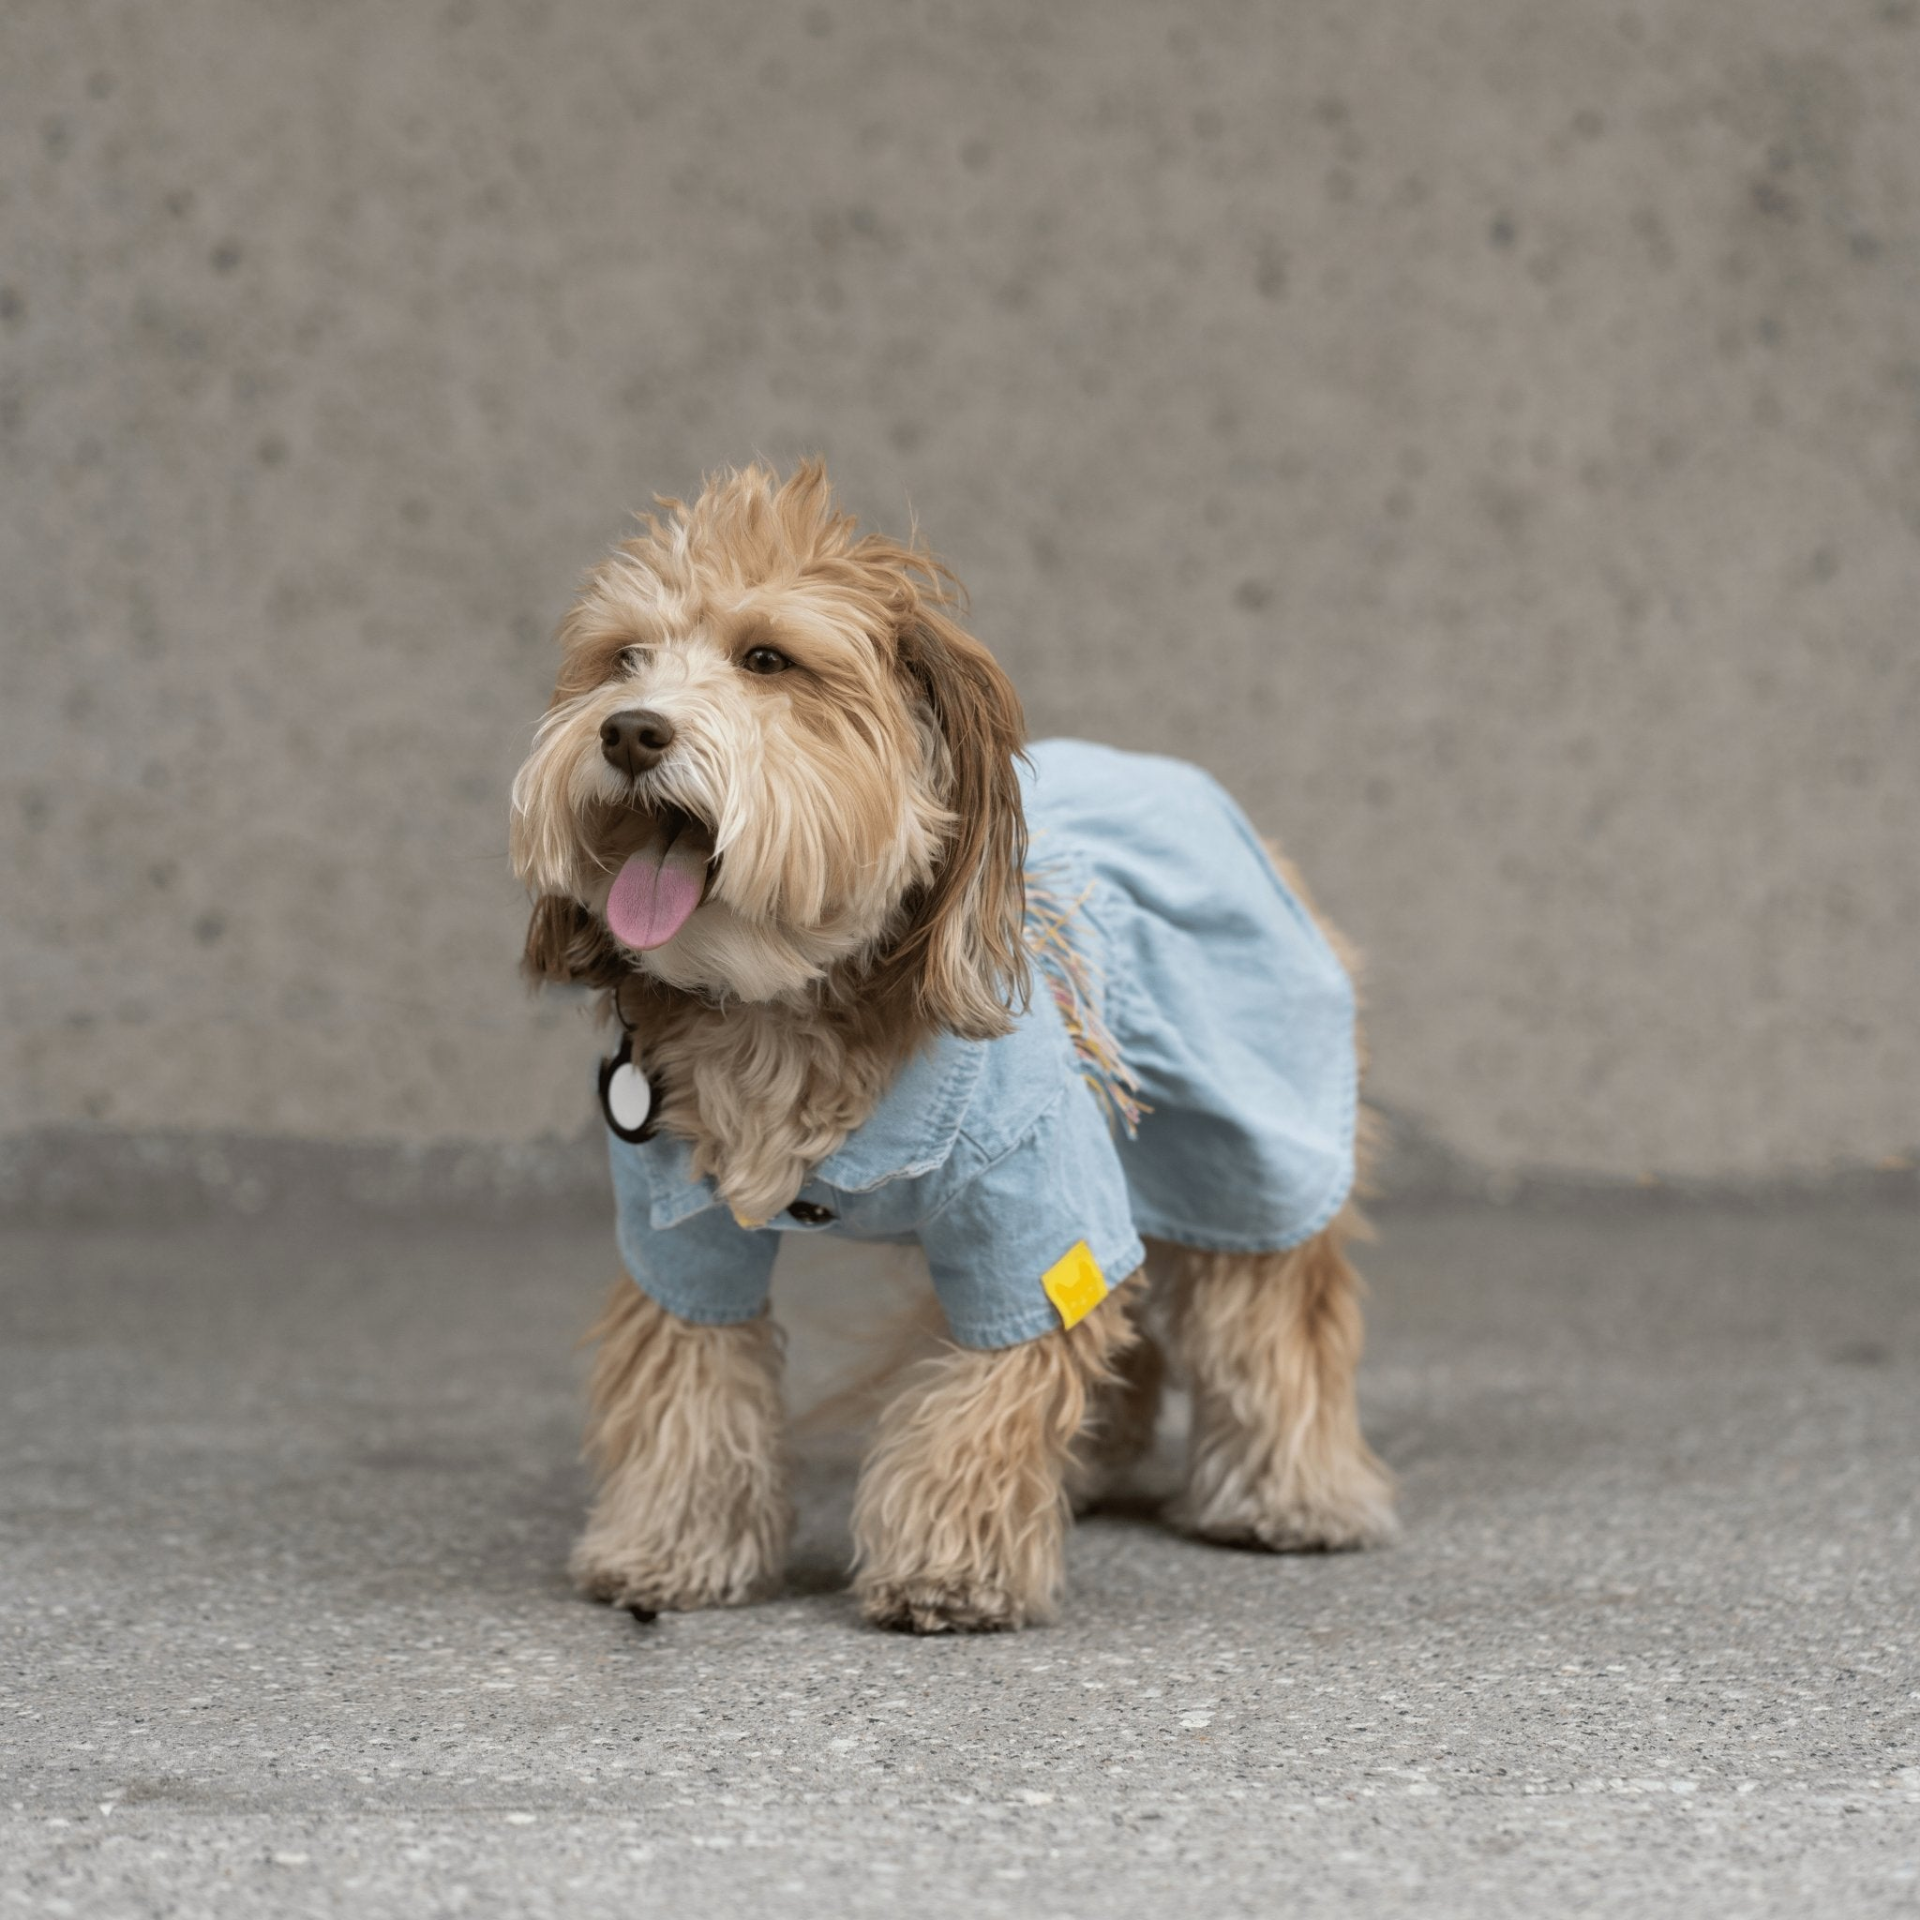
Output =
[
  {"x1": 851, "y1": 1277, "x2": 1143, "y2": 1633},
  {"x1": 1064, "y1": 1292, "x2": 1164, "y2": 1513},
  {"x1": 1167, "y1": 1208, "x2": 1395, "y2": 1551},
  {"x1": 571, "y1": 1282, "x2": 791, "y2": 1613}
]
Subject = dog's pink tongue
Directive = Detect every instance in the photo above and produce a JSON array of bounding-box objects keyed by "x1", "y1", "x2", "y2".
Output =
[{"x1": 606, "y1": 837, "x2": 708, "y2": 950}]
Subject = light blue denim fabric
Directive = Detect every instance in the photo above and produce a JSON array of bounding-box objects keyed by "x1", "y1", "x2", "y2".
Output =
[{"x1": 607, "y1": 738, "x2": 1359, "y2": 1349}]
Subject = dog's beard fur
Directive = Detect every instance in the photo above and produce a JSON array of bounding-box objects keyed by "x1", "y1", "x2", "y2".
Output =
[{"x1": 510, "y1": 462, "x2": 1030, "y2": 1221}]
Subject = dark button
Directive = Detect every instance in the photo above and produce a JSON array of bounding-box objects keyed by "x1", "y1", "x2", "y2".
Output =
[{"x1": 786, "y1": 1199, "x2": 836, "y2": 1226}]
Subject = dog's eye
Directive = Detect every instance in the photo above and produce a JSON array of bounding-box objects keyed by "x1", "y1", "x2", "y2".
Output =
[
  {"x1": 616, "y1": 644, "x2": 650, "y2": 675},
  {"x1": 741, "y1": 646, "x2": 791, "y2": 677}
]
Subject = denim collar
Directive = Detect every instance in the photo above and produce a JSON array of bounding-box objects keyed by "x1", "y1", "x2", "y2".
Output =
[{"x1": 637, "y1": 1028, "x2": 989, "y2": 1229}]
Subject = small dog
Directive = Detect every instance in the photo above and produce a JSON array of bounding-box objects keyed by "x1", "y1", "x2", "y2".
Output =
[{"x1": 510, "y1": 462, "x2": 1393, "y2": 1633}]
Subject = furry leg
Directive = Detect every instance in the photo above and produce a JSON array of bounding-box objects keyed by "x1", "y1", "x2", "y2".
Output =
[
  {"x1": 1168, "y1": 1209, "x2": 1395, "y2": 1550},
  {"x1": 1065, "y1": 1302, "x2": 1164, "y2": 1513},
  {"x1": 851, "y1": 1277, "x2": 1142, "y2": 1633},
  {"x1": 571, "y1": 1281, "x2": 791, "y2": 1612}
]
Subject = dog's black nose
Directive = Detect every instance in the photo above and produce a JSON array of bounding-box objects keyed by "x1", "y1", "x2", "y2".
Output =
[{"x1": 600, "y1": 708, "x2": 676, "y2": 778}]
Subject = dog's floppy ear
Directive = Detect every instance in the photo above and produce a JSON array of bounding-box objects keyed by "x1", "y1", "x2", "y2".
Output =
[
  {"x1": 888, "y1": 605, "x2": 1030, "y2": 1039},
  {"x1": 523, "y1": 895, "x2": 627, "y2": 991}
]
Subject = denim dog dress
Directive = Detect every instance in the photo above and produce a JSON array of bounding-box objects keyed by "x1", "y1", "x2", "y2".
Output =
[{"x1": 607, "y1": 739, "x2": 1360, "y2": 1349}]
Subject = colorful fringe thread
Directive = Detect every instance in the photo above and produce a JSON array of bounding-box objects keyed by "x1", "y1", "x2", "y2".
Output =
[{"x1": 1024, "y1": 862, "x2": 1147, "y2": 1137}]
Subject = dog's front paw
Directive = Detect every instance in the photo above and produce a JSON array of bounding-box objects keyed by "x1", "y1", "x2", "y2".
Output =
[
  {"x1": 570, "y1": 1531, "x2": 780, "y2": 1614},
  {"x1": 855, "y1": 1570, "x2": 1030, "y2": 1635}
]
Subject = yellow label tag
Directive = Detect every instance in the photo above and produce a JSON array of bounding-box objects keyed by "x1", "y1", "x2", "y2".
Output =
[{"x1": 1042, "y1": 1239, "x2": 1108, "y2": 1330}]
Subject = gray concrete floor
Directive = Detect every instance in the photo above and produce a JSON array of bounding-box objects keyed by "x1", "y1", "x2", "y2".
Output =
[{"x1": 2, "y1": 1198, "x2": 1916, "y2": 1918}]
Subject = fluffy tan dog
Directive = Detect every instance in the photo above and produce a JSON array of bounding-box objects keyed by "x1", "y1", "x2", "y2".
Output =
[{"x1": 510, "y1": 462, "x2": 1393, "y2": 1633}]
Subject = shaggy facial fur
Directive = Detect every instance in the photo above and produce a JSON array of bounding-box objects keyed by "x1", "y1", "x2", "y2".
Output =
[{"x1": 512, "y1": 462, "x2": 1393, "y2": 1634}]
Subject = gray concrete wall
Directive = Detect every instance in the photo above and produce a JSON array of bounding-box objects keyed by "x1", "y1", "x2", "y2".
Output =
[{"x1": 3, "y1": 0, "x2": 1917, "y2": 1183}]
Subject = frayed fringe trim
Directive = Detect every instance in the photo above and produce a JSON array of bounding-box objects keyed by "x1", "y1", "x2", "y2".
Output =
[{"x1": 1024, "y1": 862, "x2": 1147, "y2": 1137}]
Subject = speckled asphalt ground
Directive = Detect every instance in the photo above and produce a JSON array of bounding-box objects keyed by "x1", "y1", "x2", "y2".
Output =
[{"x1": 3, "y1": 1196, "x2": 1916, "y2": 1917}]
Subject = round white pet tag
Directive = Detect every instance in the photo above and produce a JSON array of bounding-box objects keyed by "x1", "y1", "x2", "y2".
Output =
[{"x1": 598, "y1": 1035, "x2": 659, "y2": 1143}]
